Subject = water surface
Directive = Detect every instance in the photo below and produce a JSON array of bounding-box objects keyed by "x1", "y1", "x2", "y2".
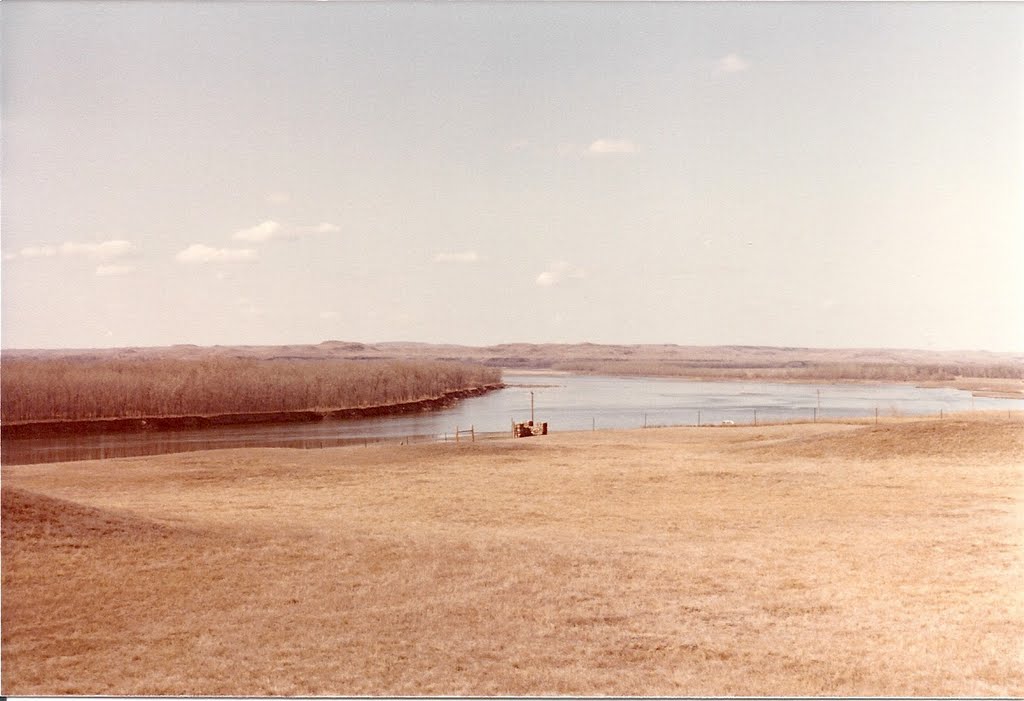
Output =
[{"x1": 3, "y1": 372, "x2": 1020, "y2": 464}]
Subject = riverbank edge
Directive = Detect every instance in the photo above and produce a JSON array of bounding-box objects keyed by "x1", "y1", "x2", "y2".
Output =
[
  {"x1": 1, "y1": 383, "x2": 506, "y2": 439},
  {"x1": 551, "y1": 370, "x2": 1024, "y2": 399}
]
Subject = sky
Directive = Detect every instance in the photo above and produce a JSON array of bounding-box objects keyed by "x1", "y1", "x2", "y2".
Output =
[{"x1": 2, "y1": 1, "x2": 1022, "y2": 351}]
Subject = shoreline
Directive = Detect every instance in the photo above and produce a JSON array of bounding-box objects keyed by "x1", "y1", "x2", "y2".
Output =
[
  {"x1": 542, "y1": 369, "x2": 1024, "y2": 399},
  {"x1": 1, "y1": 383, "x2": 505, "y2": 440}
]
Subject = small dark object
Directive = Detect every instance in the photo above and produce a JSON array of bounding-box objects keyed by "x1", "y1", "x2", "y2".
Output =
[{"x1": 514, "y1": 420, "x2": 548, "y2": 438}]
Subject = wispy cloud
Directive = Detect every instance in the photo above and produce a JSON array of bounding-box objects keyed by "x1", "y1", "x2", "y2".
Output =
[
  {"x1": 95, "y1": 263, "x2": 137, "y2": 276},
  {"x1": 18, "y1": 245, "x2": 59, "y2": 258},
  {"x1": 587, "y1": 139, "x2": 637, "y2": 155},
  {"x1": 232, "y1": 220, "x2": 339, "y2": 242},
  {"x1": 536, "y1": 261, "x2": 585, "y2": 287},
  {"x1": 716, "y1": 53, "x2": 750, "y2": 73},
  {"x1": 175, "y1": 244, "x2": 257, "y2": 264},
  {"x1": 12, "y1": 239, "x2": 135, "y2": 261},
  {"x1": 433, "y1": 251, "x2": 479, "y2": 263},
  {"x1": 61, "y1": 240, "x2": 135, "y2": 260}
]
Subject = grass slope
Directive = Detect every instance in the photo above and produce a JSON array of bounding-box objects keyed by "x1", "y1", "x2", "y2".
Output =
[{"x1": 3, "y1": 415, "x2": 1022, "y2": 695}]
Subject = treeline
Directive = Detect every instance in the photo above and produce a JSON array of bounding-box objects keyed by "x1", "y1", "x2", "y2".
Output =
[
  {"x1": 0, "y1": 357, "x2": 501, "y2": 423},
  {"x1": 551, "y1": 360, "x2": 1024, "y2": 382}
]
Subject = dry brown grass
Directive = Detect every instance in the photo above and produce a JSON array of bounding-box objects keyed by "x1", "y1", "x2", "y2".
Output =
[{"x1": 3, "y1": 415, "x2": 1022, "y2": 695}]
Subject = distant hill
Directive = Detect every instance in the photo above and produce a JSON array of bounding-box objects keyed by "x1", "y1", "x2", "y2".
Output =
[{"x1": 4, "y1": 341, "x2": 1022, "y2": 388}]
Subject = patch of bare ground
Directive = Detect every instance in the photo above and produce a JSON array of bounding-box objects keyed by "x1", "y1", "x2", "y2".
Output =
[{"x1": 3, "y1": 414, "x2": 1022, "y2": 695}]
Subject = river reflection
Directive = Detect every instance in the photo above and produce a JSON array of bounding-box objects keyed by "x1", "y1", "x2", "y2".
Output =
[{"x1": 3, "y1": 372, "x2": 1021, "y2": 465}]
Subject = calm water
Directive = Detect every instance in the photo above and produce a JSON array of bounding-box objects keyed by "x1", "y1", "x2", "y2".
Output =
[{"x1": 3, "y1": 372, "x2": 1021, "y2": 465}]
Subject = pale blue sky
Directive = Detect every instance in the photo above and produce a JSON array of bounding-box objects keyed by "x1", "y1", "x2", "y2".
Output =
[{"x1": 2, "y1": 1, "x2": 1022, "y2": 351}]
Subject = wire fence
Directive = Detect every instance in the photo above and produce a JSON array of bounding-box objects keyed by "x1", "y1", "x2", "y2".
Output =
[{"x1": 5, "y1": 406, "x2": 1021, "y2": 466}]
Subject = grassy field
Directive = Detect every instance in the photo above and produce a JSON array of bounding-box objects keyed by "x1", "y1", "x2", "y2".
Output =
[{"x1": 2, "y1": 414, "x2": 1022, "y2": 695}]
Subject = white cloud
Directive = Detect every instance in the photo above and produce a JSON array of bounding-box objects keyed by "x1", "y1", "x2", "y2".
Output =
[
  {"x1": 60, "y1": 240, "x2": 135, "y2": 260},
  {"x1": 175, "y1": 244, "x2": 257, "y2": 263},
  {"x1": 266, "y1": 191, "x2": 291, "y2": 205},
  {"x1": 536, "y1": 261, "x2": 585, "y2": 287},
  {"x1": 13, "y1": 239, "x2": 134, "y2": 261},
  {"x1": 232, "y1": 220, "x2": 282, "y2": 242},
  {"x1": 95, "y1": 264, "x2": 137, "y2": 276},
  {"x1": 717, "y1": 53, "x2": 750, "y2": 73},
  {"x1": 587, "y1": 139, "x2": 637, "y2": 155},
  {"x1": 433, "y1": 251, "x2": 479, "y2": 263},
  {"x1": 19, "y1": 245, "x2": 59, "y2": 258},
  {"x1": 232, "y1": 220, "x2": 339, "y2": 241}
]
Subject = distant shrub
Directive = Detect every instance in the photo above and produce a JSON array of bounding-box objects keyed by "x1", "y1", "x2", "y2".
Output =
[
  {"x1": 550, "y1": 360, "x2": 1024, "y2": 382},
  {"x1": 0, "y1": 357, "x2": 501, "y2": 423}
]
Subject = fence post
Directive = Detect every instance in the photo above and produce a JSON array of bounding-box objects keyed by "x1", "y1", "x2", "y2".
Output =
[
  {"x1": 592, "y1": 417, "x2": 595, "y2": 432},
  {"x1": 753, "y1": 410, "x2": 757, "y2": 426},
  {"x1": 813, "y1": 407, "x2": 817, "y2": 423},
  {"x1": 471, "y1": 425, "x2": 475, "y2": 443},
  {"x1": 456, "y1": 425, "x2": 459, "y2": 443}
]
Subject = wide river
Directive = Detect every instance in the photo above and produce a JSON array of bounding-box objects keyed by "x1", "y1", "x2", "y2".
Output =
[{"x1": 4, "y1": 372, "x2": 1022, "y2": 465}]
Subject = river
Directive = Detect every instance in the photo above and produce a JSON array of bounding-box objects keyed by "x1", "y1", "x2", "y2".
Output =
[{"x1": 3, "y1": 372, "x2": 1021, "y2": 465}]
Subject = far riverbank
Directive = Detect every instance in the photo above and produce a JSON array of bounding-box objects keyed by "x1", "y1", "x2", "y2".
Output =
[{"x1": 1, "y1": 383, "x2": 505, "y2": 440}]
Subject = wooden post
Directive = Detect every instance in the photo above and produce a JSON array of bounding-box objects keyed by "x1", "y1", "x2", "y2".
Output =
[
  {"x1": 471, "y1": 425, "x2": 475, "y2": 443},
  {"x1": 592, "y1": 417, "x2": 595, "y2": 431},
  {"x1": 531, "y1": 391, "x2": 535, "y2": 425},
  {"x1": 813, "y1": 407, "x2": 817, "y2": 423},
  {"x1": 754, "y1": 410, "x2": 757, "y2": 426},
  {"x1": 456, "y1": 425, "x2": 459, "y2": 443}
]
